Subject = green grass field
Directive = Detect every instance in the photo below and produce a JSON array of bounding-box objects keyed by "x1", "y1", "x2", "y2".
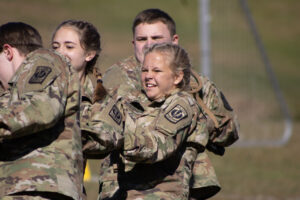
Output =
[{"x1": 1, "y1": 0, "x2": 299, "y2": 199}]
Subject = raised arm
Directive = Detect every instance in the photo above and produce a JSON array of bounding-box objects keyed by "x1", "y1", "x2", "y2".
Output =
[
  {"x1": 0, "y1": 51, "x2": 70, "y2": 139},
  {"x1": 123, "y1": 94, "x2": 204, "y2": 164},
  {"x1": 81, "y1": 95, "x2": 124, "y2": 156}
]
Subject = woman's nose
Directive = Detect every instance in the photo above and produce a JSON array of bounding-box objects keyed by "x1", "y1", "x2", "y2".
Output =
[
  {"x1": 145, "y1": 71, "x2": 153, "y2": 79},
  {"x1": 56, "y1": 47, "x2": 63, "y2": 54}
]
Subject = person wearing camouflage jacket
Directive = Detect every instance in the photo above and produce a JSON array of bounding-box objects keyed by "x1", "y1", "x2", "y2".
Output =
[
  {"x1": 51, "y1": 20, "x2": 105, "y2": 158},
  {"x1": 101, "y1": 8, "x2": 239, "y2": 199},
  {"x1": 98, "y1": 43, "x2": 210, "y2": 200},
  {"x1": 80, "y1": 92, "x2": 124, "y2": 156},
  {"x1": 102, "y1": 55, "x2": 224, "y2": 199},
  {"x1": 99, "y1": 90, "x2": 207, "y2": 200},
  {"x1": 0, "y1": 22, "x2": 83, "y2": 200}
]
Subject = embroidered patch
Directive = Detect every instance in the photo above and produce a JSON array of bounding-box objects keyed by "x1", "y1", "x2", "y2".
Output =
[
  {"x1": 165, "y1": 104, "x2": 188, "y2": 124},
  {"x1": 109, "y1": 105, "x2": 122, "y2": 125},
  {"x1": 29, "y1": 66, "x2": 52, "y2": 84}
]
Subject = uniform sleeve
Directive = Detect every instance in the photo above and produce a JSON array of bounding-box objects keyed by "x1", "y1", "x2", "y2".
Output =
[
  {"x1": 0, "y1": 56, "x2": 67, "y2": 139},
  {"x1": 201, "y1": 77, "x2": 239, "y2": 147},
  {"x1": 0, "y1": 90, "x2": 11, "y2": 108},
  {"x1": 123, "y1": 97, "x2": 196, "y2": 164},
  {"x1": 81, "y1": 95, "x2": 124, "y2": 156},
  {"x1": 102, "y1": 60, "x2": 141, "y2": 97},
  {"x1": 102, "y1": 64, "x2": 128, "y2": 95}
]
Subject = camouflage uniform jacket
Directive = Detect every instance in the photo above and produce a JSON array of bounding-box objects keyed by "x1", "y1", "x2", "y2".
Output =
[
  {"x1": 103, "y1": 56, "x2": 142, "y2": 98},
  {"x1": 81, "y1": 92, "x2": 124, "y2": 157},
  {"x1": 0, "y1": 49, "x2": 84, "y2": 200},
  {"x1": 189, "y1": 74, "x2": 239, "y2": 148},
  {"x1": 98, "y1": 90, "x2": 209, "y2": 200},
  {"x1": 80, "y1": 71, "x2": 98, "y2": 156},
  {"x1": 102, "y1": 56, "x2": 222, "y2": 194},
  {"x1": 188, "y1": 74, "x2": 239, "y2": 199},
  {"x1": 82, "y1": 71, "x2": 97, "y2": 103},
  {"x1": 0, "y1": 85, "x2": 10, "y2": 107},
  {"x1": 103, "y1": 55, "x2": 238, "y2": 150},
  {"x1": 0, "y1": 85, "x2": 5, "y2": 96}
]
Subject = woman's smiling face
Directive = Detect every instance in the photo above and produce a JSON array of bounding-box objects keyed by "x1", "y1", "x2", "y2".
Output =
[
  {"x1": 141, "y1": 51, "x2": 182, "y2": 100},
  {"x1": 52, "y1": 26, "x2": 88, "y2": 73}
]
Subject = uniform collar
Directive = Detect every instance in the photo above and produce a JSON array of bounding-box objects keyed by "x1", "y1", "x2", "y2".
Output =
[
  {"x1": 140, "y1": 88, "x2": 182, "y2": 107},
  {"x1": 81, "y1": 71, "x2": 96, "y2": 101}
]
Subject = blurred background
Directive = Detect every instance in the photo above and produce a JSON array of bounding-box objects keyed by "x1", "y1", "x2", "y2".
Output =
[{"x1": 1, "y1": 0, "x2": 299, "y2": 199}]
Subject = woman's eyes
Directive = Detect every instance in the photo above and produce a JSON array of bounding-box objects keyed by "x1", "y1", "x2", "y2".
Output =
[
  {"x1": 51, "y1": 44, "x2": 59, "y2": 49},
  {"x1": 51, "y1": 42, "x2": 75, "y2": 50},
  {"x1": 66, "y1": 45, "x2": 74, "y2": 49},
  {"x1": 142, "y1": 69, "x2": 162, "y2": 73}
]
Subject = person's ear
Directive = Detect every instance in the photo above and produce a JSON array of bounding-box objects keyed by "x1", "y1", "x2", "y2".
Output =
[
  {"x1": 132, "y1": 39, "x2": 136, "y2": 49},
  {"x1": 85, "y1": 51, "x2": 96, "y2": 62},
  {"x1": 174, "y1": 71, "x2": 184, "y2": 85},
  {"x1": 2, "y1": 44, "x2": 14, "y2": 61},
  {"x1": 172, "y1": 34, "x2": 179, "y2": 45},
  {"x1": 132, "y1": 30, "x2": 136, "y2": 46}
]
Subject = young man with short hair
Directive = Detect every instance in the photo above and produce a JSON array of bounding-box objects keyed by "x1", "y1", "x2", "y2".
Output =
[{"x1": 0, "y1": 22, "x2": 84, "y2": 200}]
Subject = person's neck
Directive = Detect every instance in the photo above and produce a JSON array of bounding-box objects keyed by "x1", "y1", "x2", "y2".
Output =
[{"x1": 12, "y1": 48, "x2": 26, "y2": 72}]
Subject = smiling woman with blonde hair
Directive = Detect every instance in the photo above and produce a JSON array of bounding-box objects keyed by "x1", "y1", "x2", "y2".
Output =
[{"x1": 97, "y1": 43, "x2": 209, "y2": 200}]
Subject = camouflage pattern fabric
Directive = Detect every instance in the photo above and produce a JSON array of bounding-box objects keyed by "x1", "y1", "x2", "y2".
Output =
[
  {"x1": 80, "y1": 71, "x2": 98, "y2": 158},
  {"x1": 0, "y1": 87, "x2": 10, "y2": 114},
  {"x1": 122, "y1": 90, "x2": 201, "y2": 163},
  {"x1": 188, "y1": 74, "x2": 240, "y2": 198},
  {"x1": 3, "y1": 191, "x2": 74, "y2": 200},
  {"x1": 2, "y1": 195, "x2": 52, "y2": 200},
  {"x1": 0, "y1": 49, "x2": 84, "y2": 200},
  {"x1": 98, "y1": 90, "x2": 208, "y2": 200},
  {"x1": 80, "y1": 71, "x2": 97, "y2": 132},
  {"x1": 102, "y1": 56, "x2": 227, "y2": 197},
  {"x1": 189, "y1": 152, "x2": 220, "y2": 199},
  {"x1": 79, "y1": 70, "x2": 98, "y2": 195},
  {"x1": 102, "y1": 56, "x2": 142, "y2": 98},
  {"x1": 0, "y1": 85, "x2": 6, "y2": 96},
  {"x1": 80, "y1": 71, "x2": 112, "y2": 158},
  {"x1": 81, "y1": 93, "x2": 124, "y2": 156},
  {"x1": 190, "y1": 74, "x2": 239, "y2": 148},
  {"x1": 82, "y1": 71, "x2": 97, "y2": 102}
]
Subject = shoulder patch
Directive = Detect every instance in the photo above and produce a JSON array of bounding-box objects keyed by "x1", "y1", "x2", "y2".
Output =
[
  {"x1": 28, "y1": 66, "x2": 52, "y2": 84},
  {"x1": 109, "y1": 105, "x2": 122, "y2": 125},
  {"x1": 165, "y1": 104, "x2": 188, "y2": 124}
]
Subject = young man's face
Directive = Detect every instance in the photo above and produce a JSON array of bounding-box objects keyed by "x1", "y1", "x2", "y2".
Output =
[{"x1": 133, "y1": 21, "x2": 178, "y2": 63}]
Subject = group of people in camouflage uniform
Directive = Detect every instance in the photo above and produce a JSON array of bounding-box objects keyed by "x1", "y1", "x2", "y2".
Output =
[{"x1": 0, "y1": 8, "x2": 239, "y2": 200}]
